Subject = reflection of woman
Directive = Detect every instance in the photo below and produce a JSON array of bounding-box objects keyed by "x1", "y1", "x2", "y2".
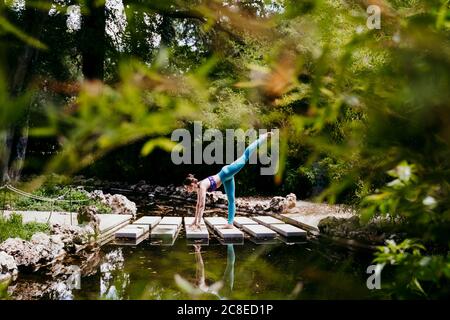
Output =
[
  {"x1": 184, "y1": 133, "x2": 272, "y2": 229},
  {"x1": 192, "y1": 244, "x2": 235, "y2": 299},
  {"x1": 193, "y1": 244, "x2": 208, "y2": 292},
  {"x1": 222, "y1": 244, "x2": 235, "y2": 294}
]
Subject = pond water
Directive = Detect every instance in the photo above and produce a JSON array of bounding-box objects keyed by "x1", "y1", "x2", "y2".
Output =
[
  {"x1": 12, "y1": 233, "x2": 383, "y2": 300},
  {"x1": 4, "y1": 199, "x2": 387, "y2": 300},
  {"x1": 73, "y1": 237, "x2": 380, "y2": 300}
]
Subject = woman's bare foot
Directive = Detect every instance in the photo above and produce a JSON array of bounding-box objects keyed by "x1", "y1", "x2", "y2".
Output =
[{"x1": 221, "y1": 223, "x2": 234, "y2": 229}]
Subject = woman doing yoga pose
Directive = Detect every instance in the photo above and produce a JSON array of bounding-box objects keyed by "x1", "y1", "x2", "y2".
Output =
[{"x1": 184, "y1": 132, "x2": 272, "y2": 229}]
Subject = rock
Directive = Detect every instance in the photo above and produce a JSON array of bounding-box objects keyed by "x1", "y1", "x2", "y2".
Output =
[
  {"x1": 89, "y1": 190, "x2": 137, "y2": 217},
  {"x1": 0, "y1": 234, "x2": 65, "y2": 270},
  {"x1": 205, "y1": 191, "x2": 228, "y2": 205},
  {"x1": 241, "y1": 201, "x2": 268, "y2": 214},
  {"x1": 77, "y1": 205, "x2": 100, "y2": 234},
  {"x1": 51, "y1": 224, "x2": 96, "y2": 253},
  {"x1": 130, "y1": 180, "x2": 152, "y2": 193},
  {"x1": 268, "y1": 193, "x2": 297, "y2": 213},
  {"x1": 268, "y1": 196, "x2": 285, "y2": 212},
  {"x1": 30, "y1": 233, "x2": 65, "y2": 264},
  {"x1": 285, "y1": 193, "x2": 297, "y2": 210},
  {"x1": 154, "y1": 186, "x2": 166, "y2": 195},
  {"x1": 317, "y1": 216, "x2": 396, "y2": 245},
  {"x1": 109, "y1": 194, "x2": 137, "y2": 216},
  {"x1": 0, "y1": 238, "x2": 36, "y2": 267},
  {"x1": 253, "y1": 203, "x2": 267, "y2": 213},
  {"x1": 0, "y1": 251, "x2": 18, "y2": 282}
]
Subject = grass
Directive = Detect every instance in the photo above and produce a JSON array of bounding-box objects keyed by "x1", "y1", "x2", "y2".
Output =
[
  {"x1": 0, "y1": 213, "x2": 51, "y2": 243},
  {"x1": 0, "y1": 185, "x2": 112, "y2": 214}
]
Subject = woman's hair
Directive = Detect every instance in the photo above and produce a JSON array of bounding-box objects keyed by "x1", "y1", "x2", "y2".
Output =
[{"x1": 183, "y1": 174, "x2": 198, "y2": 186}]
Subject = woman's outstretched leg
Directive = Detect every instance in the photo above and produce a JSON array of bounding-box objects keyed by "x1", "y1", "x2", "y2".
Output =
[
  {"x1": 219, "y1": 133, "x2": 270, "y2": 180},
  {"x1": 222, "y1": 177, "x2": 235, "y2": 224}
]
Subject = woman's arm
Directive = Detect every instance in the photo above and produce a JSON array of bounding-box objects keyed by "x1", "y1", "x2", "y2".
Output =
[{"x1": 193, "y1": 185, "x2": 206, "y2": 225}]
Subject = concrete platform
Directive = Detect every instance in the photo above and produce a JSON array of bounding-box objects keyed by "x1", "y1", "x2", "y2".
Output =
[
  {"x1": 112, "y1": 235, "x2": 148, "y2": 246},
  {"x1": 133, "y1": 216, "x2": 161, "y2": 228},
  {"x1": 185, "y1": 225, "x2": 209, "y2": 239},
  {"x1": 279, "y1": 214, "x2": 320, "y2": 232},
  {"x1": 233, "y1": 216, "x2": 258, "y2": 228},
  {"x1": 97, "y1": 214, "x2": 134, "y2": 233},
  {"x1": 249, "y1": 237, "x2": 280, "y2": 245},
  {"x1": 252, "y1": 215, "x2": 285, "y2": 227},
  {"x1": 268, "y1": 223, "x2": 306, "y2": 237},
  {"x1": 213, "y1": 225, "x2": 244, "y2": 239},
  {"x1": 205, "y1": 217, "x2": 228, "y2": 227},
  {"x1": 115, "y1": 227, "x2": 144, "y2": 239},
  {"x1": 4, "y1": 211, "x2": 133, "y2": 234},
  {"x1": 242, "y1": 224, "x2": 277, "y2": 239},
  {"x1": 184, "y1": 217, "x2": 206, "y2": 226},
  {"x1": 186, "y1": 238, "x2": 209, "y2": 246},
  {"x1": 151, "y1": 224, "x2": 179, "y2": 239},
  {"x1": 217, "y1": 237, "x2": 244, "y2": 245},
  {"x1": 3, "y1": 210, "x2": 77, "y2": 225},
  {"x1": 159, "y1": 216, "x2": 182, "y2": 227},
  {"x1": 128, "y1": 224, "x2": 150, "y2": 233}
]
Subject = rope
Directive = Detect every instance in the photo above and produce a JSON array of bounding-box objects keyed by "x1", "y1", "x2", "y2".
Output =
[{"x1": 4, "y1": 184, "x2": 90, "y2": 203}]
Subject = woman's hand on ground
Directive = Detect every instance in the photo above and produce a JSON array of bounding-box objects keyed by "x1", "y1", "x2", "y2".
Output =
[{"x1": 189, "y1": 222, "x2": 201, "y2": 230}]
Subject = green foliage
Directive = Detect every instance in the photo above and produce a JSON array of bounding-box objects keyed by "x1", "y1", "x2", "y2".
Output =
[
  {"x1": 0, "y1": 213, "x2": 50, "y2": 242},
  {"x1": 374, "y1": 239, "x2": 450, "y2": 298},
  {"x1": 1, "y1": 178, "x2": 111, "y2": 213}
]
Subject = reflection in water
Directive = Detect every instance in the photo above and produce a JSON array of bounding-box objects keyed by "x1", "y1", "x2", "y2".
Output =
[
  {"x1": 192, "y1": 244, "x2": 235, "y2": 299},
  {"x1": 8, "y1": 231, "x2": 383, "y2": 300},
  {"x1": 222, "y1": 245, "x2": 235, "y2": 296},
  {"x1": 100, "y1": 248, "x2": 129, "y2": 300}
]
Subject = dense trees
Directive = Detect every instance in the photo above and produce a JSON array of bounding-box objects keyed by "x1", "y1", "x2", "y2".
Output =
[{"x1": 0, "y1": 0, "x2": 449, "y2": 297}]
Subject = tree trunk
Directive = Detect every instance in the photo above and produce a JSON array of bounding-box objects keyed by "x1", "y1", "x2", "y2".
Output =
[
  {"x1": 1, "y1": 2, "x2": 49, "y2": 183},
  {"x1": 80, "y1": 0, "x2": 106, "y2": 80}
]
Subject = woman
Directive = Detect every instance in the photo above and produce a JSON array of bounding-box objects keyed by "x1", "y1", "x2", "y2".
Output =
[{"x1": 184, "y1": 132, "x2": 272, "y2": 229}]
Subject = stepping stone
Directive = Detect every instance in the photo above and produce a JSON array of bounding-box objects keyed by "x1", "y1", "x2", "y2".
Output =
[
  {"x1": 151, "y1": 224, "x2": 179, "y2": 239},
  {"x1": 204, "y1": 217, "x2": 228, "y2": 227},
  {"x1": 280, "y1": 214, "x2": 320, "y2": 231},
  {"x1": 213, "y1": 225, "x2": 244, "y2": 239},
  {"x1": 185, "y1": 225, "x2": 209, "y2": 239},
  {"x1": 252, "y1": 216, "x2": 285, "y2": 227},
  {"x1": 186, "y1": 238, "x2": 209, "y2": 246},
  {"x1": 242, "y1": 224, "x2": 277, "y2": 239},
  {"x1": 233, "y1": 217, "x2": 258, "y2": 228},
  {"x1": 115, "y1": 227, "x2": 144, "y2": 239},
  {"x1": 217, "y1": 238, "x2": 244, "y2": 245},
  {"x1": 133, "y1": 216, "x2": 161, "y2": 228},
  {"x1": 113, "y1": 236, "x2": 147, "y2": 246},
  {"x1": 159, "y1": 216, "x2": 182, "y2": 227},
  {"x1": 278, "y1": 236, "x2": 307, "y2": 245},
  {"x1": 184, "y1": 217, "x2": 206, "y2": 226},
  {"x1": 268, "y1": 224, "x2": 307, "y2": 237},
  {"x1": 98, "y1": 214, "x2": 133, "y2": 234},
  {"x1": 128, "y1": 224, "x2": 150, "y2": 233},
  {"x1": 249, "y1": 237, "x2": 280, "y2": 245}
]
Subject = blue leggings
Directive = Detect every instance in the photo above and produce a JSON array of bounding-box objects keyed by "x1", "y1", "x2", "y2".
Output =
[{"x1": 218, "y1": 135, "x2": 268, "y2": 224}]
